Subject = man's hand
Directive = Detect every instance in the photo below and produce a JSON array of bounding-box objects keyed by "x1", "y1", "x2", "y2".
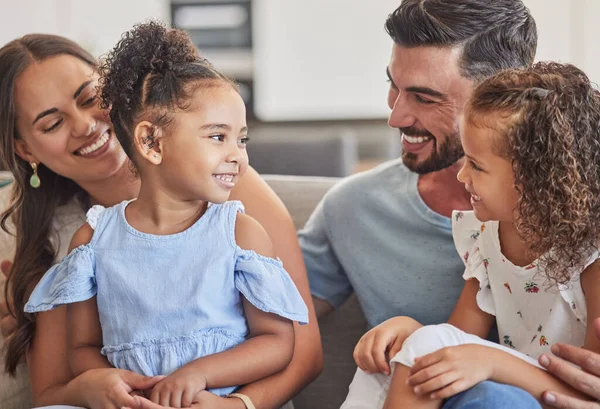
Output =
[{"x1": 539, "y1": 318, "x2": 600, "y2": 408}]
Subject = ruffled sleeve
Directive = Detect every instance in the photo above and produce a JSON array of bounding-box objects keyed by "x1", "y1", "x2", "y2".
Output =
[
  {"x1": 24, "y1": 245, "x2": 96, "y2": 313},
  {"x1": 451, "y1": 211, "x2": 495, "y2": 316},
  {"x1": 86, "y1": 205, "x2": 106, "y2": 230},
  {"x1": 234, "y1": 248, "x2": 309, "y2": 325}
]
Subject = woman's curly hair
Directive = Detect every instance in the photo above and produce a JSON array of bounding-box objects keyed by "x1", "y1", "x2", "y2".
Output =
[
  {"x1": 465, "y1": 62, "x2": 600, "y2": 285},
  {"x1": 98, "y1": 20, "x2": 236, "y2": 160}
]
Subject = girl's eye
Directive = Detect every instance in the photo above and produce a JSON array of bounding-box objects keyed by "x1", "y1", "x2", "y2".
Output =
[
  {"x1": 469, "y1": 160, "x2": 483, "y2": 172},
  {"x1": 210, "y1": 134, "x2": 225, "y2": 142},
  {"x1": 43, "y1": 119, "x2": 63, "y2": 133},
  {"x1": 238, "y1": 136, "x2": 250, "y2": 145},
  {"x1": 415, "y1": 94, "x2": 435, "y2": 104}
]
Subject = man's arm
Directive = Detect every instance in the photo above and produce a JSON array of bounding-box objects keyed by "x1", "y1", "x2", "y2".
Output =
[{"x1": 312, "y1": 296, "x2": 335, "y2": 318}]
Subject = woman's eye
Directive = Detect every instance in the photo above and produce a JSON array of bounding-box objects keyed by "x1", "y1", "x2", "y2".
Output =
[
  {"x1": 82, "y1": 95, "x2": 97, "y2": 106},
  {"x1": 43, "y1": 120, "x2": 63, "y2": 133}
]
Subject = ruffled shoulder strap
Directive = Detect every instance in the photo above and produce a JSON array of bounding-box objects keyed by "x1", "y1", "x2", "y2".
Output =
[
  {"x1": 25, "y1": 245, "x2": 97, "y2": 313},
  {"x1": 451, "y1": 210, "x2": 495, "y2": 315},
  {"x1": 234, "y1": 248, "x2": 308, "y2": 325},
  {"x1": 86, "y1": 205, "x2": 107, "y2": 230}
]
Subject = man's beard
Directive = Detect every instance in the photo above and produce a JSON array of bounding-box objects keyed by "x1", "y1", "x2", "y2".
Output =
[{"x1": 400, "y1": 126, "x2": 464, "y2": 174}]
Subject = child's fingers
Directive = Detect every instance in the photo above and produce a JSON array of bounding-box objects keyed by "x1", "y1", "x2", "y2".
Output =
[
  {"x1": 407, "y1": 361, "x2": 453, "y2": 386},
  {"x1": 372, "y1": 334, "x2": 392, "y2": 375},
  {"x1": 354, "y1": 334, "x2": 376, "y2": 373},
  {"x1": 134, "y1": 395, "x2": 173, "y2": 409},
  {"x1": 169, "y1": 391, "x2": 182, "y2": 408},
  {"x1": 430, "y1": 378, "x2": 470, "y2": 400},
  {"x1": 181, "y1": 388, "x2": 196, "y2": 408},
  {"x1": 159, "y1": 391, "x2": 172, "y2": 408},
  {"x1": 388, "y1": 338, "x2": 404, "y2": 361},
  {"x1": 409, "y1": 350, "x2": 444, "y2": 375},
  {"x1": 412, "y1": 370, "x2": 461, "y2": 396}
]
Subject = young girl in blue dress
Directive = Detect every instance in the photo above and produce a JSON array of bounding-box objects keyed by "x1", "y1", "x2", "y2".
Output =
[{"x1": 25, "y1": 21, "x2": 308, "y2": 408}]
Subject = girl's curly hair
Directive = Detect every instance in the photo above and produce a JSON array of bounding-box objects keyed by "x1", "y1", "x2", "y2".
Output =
[
  {"x1": 465, "y1": 62, "x2": 600, "y2": 285},
  {"x1": 98, "y1": 20, "x2": 236, "y2": 160}
]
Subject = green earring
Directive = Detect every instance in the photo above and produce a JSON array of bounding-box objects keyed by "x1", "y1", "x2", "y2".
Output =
[{"x1": 29, "y1": 162, "x2": 40, "y2": 188}]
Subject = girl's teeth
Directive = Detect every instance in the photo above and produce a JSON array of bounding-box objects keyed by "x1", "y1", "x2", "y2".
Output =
[
  {"x1": 79, "y1": 133, "x2": 109, "y2": 155},
  {"x1": 215, "y1": 175, "x2": 234, "y2": 182}
]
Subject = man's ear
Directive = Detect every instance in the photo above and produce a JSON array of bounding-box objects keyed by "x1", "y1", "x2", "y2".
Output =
[{"x1": 133, "y1": 121, "x2": 163, "y2": 165}]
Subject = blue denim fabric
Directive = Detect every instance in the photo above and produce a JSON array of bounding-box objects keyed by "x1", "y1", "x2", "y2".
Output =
[{"x1": 443, "y1": 381, "x2": 542, "y2": 409}]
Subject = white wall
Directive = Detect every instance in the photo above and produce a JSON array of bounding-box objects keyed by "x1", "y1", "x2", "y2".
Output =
[
  {"x1": 252, "y1": 0, "x2": 399, "y2": 121},
  {"x1": 252, "y1": 0, "x2": 598, "y2": 121},
  {"x1": 0, "y1": 0, "x2": 169, "y2": 57},
  {"x1": 1, "y1": 0, "x2": 597, "y2": 120}
]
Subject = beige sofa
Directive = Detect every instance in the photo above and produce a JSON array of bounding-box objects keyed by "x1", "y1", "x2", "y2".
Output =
[{"x1": 263, "y1": 175, "x2": 369, "y2": 409}]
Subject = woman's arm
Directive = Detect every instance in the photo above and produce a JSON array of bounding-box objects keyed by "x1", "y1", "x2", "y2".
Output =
[
  {"x1": 68, "y1": 297, "x2": 112, "y2": 375},
  {"x1": 28, "y1": 305, "x2": 162, "y2": 409},
  {"x1": 228, "y1": 167, "x2": 323, "y2": 409}
]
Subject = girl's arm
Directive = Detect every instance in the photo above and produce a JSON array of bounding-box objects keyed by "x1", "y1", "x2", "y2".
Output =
[
  {"x1": 228, "y1": 167, "x2": 323, "y2": 409},
  {"x1": 581, "y1": 259, "x2": 600, "y2": 353},
  {"x1": 65, "y1": 224, "x2": 111, "y2": 376},
  {"x1": 446, "y1": 278, "x2": 495, "y2": 338}
]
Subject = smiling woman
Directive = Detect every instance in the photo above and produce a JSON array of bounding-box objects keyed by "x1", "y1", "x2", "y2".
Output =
[{"x1": 0, "y1": 31, "x2": 321, "y2": 409}]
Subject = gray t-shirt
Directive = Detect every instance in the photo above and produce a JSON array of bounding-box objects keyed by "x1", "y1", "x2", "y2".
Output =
[{"x1": 299, "y1": 158, "x2": 465, "y2": 327}]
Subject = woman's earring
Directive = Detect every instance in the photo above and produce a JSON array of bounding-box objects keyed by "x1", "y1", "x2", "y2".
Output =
[{"x1": 29, "y1": 162, "x2": 40, "y2": 188}]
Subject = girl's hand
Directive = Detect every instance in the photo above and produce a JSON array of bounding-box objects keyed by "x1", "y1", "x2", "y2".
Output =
[
  {"x1": 407, "y1": 344, "x2": 495, "y2": 400},
  {"x1": 150, "y1": 370, "x2": 208, "y2": 408},
  {"x1": 353, "y1": 316, "x2": 422, "y2": 375},
  {"x1": 0, "y1": 260, "x2": 16, "y2": 339},
  {"x1": 81, "y1": 368, "x2": 165, "y2": 409},
  {"x1": 129, "y1": 391, "x2": 244, "y2": 409}
]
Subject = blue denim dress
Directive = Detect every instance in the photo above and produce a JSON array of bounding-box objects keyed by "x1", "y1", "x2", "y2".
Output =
[{"x1": 25, "y1": 200, "x2": 308, "y2": 396}]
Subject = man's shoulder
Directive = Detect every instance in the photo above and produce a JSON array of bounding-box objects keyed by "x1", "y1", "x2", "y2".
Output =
[{"x1": 323, "y1": 158, "x2": 412, "y2": 205}]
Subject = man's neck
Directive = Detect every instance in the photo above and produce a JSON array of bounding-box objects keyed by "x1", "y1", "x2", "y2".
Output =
[{"x1": 417, "y1": 161, "x2": 471, "y2": 218}]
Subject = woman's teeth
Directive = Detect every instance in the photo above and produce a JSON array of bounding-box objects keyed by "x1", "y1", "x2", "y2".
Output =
[
  {"x1": 403, "y1": 135, "x2": 432, "y2": 144},
  {"x1": 78, "y1": 132, "x2": 109, "y2": 155}
]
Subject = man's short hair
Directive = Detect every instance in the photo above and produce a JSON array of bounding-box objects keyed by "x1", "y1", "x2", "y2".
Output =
[{"x1": 385, "y1": 0, "x2": 537, "y2": 82}]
